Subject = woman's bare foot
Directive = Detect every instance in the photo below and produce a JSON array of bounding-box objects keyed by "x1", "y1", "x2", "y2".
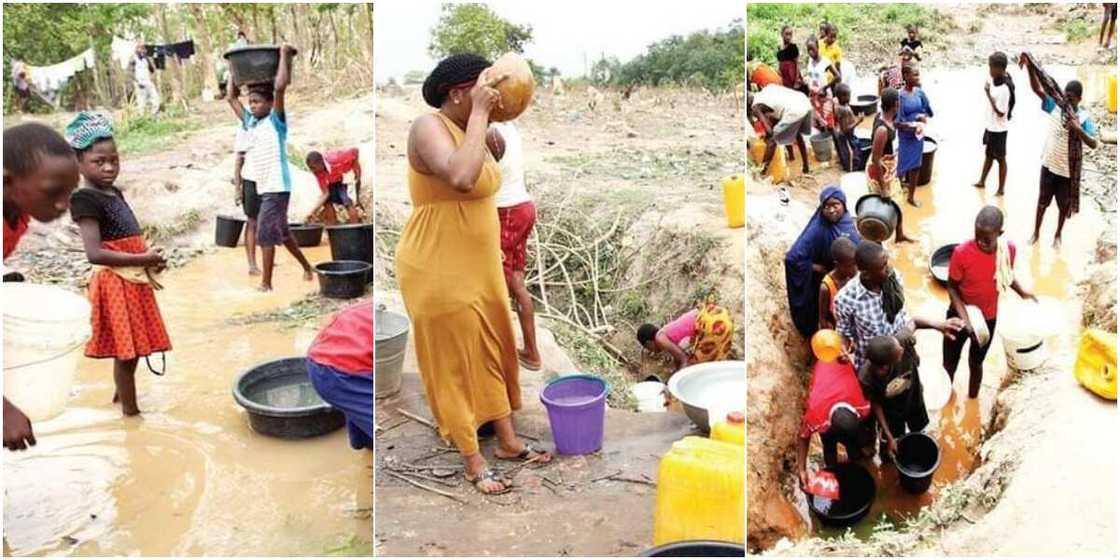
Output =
[
  {"x1": 517, "y1": 349, "x2": 542, "y2": 371},
  {"x1": 995, "y1": 188, "x2": 1005, "y2": 197},
  {"x1": 1029, "y1": 233, "x2": 1040, "y2": 246},
  {"x1": 907, "y1": 196, "x2": 922, "y2": 208},
  {"x1": 121, "y1": 404, "x2": 141, "y2": 416},
  {"x1": 257, "y1": 284, "x2": 273, "y2": 292},
  {"x1": 972, "y1": 181, "x2": 985, "y2": 189},
  {"x1": 1052, "y1": 236, "x2": 1062, "y2": 249},
  {"x1": 303, "y1": 268, "x2": 314, "y2": 281},
  {"x1": 248, "y1": 266, "x2": 261, "y2": 276}
]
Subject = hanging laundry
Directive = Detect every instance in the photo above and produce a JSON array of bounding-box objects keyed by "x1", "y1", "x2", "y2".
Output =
[
  {"x1": 143, "y1": 39, "x2": 196, "y2": 70},
  {"x1": 24, "y1": 48, "x2": 95, "y2": 96},
  {"x1": 167, "y1": 40, "x2": 196, "y2": 60},
  {"x1": 112, "y1": 36, "x2": 138, "y2": 71}
]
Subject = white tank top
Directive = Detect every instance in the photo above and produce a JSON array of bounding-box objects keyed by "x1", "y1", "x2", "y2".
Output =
[{"x1": 491, "y1": 122, "x2": 531, "y2": 208}]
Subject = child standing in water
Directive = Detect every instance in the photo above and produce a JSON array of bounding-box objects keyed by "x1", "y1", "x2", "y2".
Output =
[
  {"x1": 974, "y1": 52, "x2": 1015, "y2": 196},
  {"x1": 818, "y1": 237, "x2": 857, "y2": 331},
  {"x1": 226, "y1": 44, "x2": 313, "y2": 291},
  {"x1": 65, "y1": 112, "x2": 171, "y2": 416}
]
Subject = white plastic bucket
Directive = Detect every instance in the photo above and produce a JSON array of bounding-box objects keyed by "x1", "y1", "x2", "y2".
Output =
[
  {"x1": 3, "y1": 284, "x2": 91, "y2": 421},
  {"x1": 1001, "y1": 329, "x2": 1046, "y2": 371},
  {"x1": 631, "y1": 381, "x2": 667, "y2": 413}
]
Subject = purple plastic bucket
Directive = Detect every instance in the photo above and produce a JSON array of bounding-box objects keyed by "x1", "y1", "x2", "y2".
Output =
[{"x1": 540, "y1": 374, "x2": 608, "y2": 455}]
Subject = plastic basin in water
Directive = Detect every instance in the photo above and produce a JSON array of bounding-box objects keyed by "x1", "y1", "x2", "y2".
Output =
[
  {"x1": 640, "y1": 541, "x2": 744, "y2": 557},
  {"x1": 929, "y1": 243, "x2": 958, "y2": 284},
  {"x1": 233, "y1": 357, "x2": 345, "y2": 439},
  {"x1": 895, "y1": 432, "x2": 941, "y2": 493},
  {"x1": 326, "y1": 224, "x2": 373, "y2": 263},
  {"x1": 289, "y1": 223, "x2": 323, "y2": 247},
  {"x1": 375, "y1": 305, "x2": 409, "y2": 398},
  {"x1": 667, "y1": 361, "x2": 746, "y2": 433},
  {"x1": 540, "y1": 374, "x2": 607, "y2": 454},
  {"x1": 216, "y1": 214, "x2": 245, "y2": 247},
  {"x1": 3, "y1": 284, "x2": 91, "y2": 421},
  {"x1": 806, "y1": 462, "x2": 876, "y2": 527},
  {"x1": 223, "y1": 45, "x2": 297, "y2": 87},
  {"x1": 918, "y1": 138, "x2": 938, "y2": 186},
  {"x1": 314, "y1": 260, "x2": 371, "y2": 299}
]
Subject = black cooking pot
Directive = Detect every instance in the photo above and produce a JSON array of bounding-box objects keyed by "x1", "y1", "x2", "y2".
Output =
[{"x1": 855, "y1": 194, "x2": 901, "y2": 242}]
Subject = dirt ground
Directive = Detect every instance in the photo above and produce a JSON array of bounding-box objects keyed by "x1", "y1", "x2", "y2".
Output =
[
  {"x1": 3, "y1": 92, "x2": 374, "y2": 556},
  {"x1": 373, "y1": 85, "x2": 744, "y2": 555},
  {"x1": 747, "y1": 3, "x2": 1117, "y2": 555}
]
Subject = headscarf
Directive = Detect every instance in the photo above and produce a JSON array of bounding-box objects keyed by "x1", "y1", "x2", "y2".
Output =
[
  {"x1": 65, "y1": 111, "x2": 114, "y2": 150},
  {"x1": 784, "y1": 185, "x2": 862, "y2": 338},
  {"x1": 421, "y1": 53, "x2": 491, "y2": 108}
]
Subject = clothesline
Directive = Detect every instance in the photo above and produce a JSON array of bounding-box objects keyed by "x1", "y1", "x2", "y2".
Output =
[{"x1": 22, "y1": 48, "x2": 95, "y2": 93}]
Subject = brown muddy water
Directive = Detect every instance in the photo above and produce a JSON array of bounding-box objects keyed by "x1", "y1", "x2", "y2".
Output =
[
  {"x1": 808, "y1": 64, "x2": 1109, "y2": 538},
  {"x1": 3, "y1": 245, "x2": 372, "y2": 556}
]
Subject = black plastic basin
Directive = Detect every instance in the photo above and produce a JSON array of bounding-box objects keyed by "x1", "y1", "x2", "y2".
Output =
[
  {"x1": 223, "y1": 45, "x2": 297, "y2": 87},
  {"x1": 855, "y1": 193, "x2": 901, "y2": 243},
  {"x1": 216, "y1": 214, "x2": 245, "y2": 248},
  {"x1": 929, "y1": 243, "x2": 958, "y2": 284},
  {"x1": 315, "y1": 260, "x2": 371, "y2": 299},
  {"x1": 640, "y1": 541, "x2": 744, "y2": 557},
  {"x1": 852, "y1": 94, "x2": 879, "y2": 116},
  {"x1": 895, "y1": 432, "x2": 941, "y2": 494},
  {"x1": 289, "y1": 223, "x2": 324, "y2": 247},
  {"x1": 232, "y1": 357, "x2": 344, "y2": 439},
  {"x1": 806, "y1": 462, "x2": 876, "y2": 527},
  {"x1": 326, "y1": 224, "x2": 373, "y2": 264}
]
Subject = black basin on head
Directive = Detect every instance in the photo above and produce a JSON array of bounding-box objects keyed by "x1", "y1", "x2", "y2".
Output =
[
  {"x1": 806, "y1": 462, "x2": 876, "y2": 527},
  {"x1": 232, "y1": 357, "x2": 344, "y2": 439},
  {"x1": 223, "y1": 45, "x2": 297, "y2": 87}
]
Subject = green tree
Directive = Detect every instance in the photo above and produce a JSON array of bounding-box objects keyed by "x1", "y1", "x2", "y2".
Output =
[
  {"x1": 428, "y1": 3, "x2": 533, "y2": 61},
  {"x1": 614, "y1": 20, "x2": 743, "y2": 94}
]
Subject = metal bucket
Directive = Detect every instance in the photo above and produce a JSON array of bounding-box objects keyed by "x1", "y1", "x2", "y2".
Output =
[
  {"x1": 810, "y1": 132, "x2": 833, "y2": 163},
  {"x1": 375, "y1": 305, "x2": 409, "y2": 398}
]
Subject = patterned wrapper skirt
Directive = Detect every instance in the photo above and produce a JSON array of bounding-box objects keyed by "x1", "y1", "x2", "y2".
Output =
[
  {"x1": 691, "y1": 302, "x2": 735, "y2": 363},
  {"x1": 85, "y1": 235, "x2": 172, "y2": 360}
]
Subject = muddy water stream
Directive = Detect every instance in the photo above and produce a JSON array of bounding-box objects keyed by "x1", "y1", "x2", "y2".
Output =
[
  {"x1": 809, "y1": 64, "x2": 1108, "y2": 537},
  {"x1": 3, "y1": 245, "x2": 372, "y2": 556}
]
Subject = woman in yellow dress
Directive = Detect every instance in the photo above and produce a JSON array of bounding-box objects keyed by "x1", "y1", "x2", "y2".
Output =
[{"x1": 395, "y1": 54, "x2": 552, "y2": 495}]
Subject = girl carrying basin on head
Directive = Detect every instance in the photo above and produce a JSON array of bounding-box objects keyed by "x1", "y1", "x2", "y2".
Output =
[
  {"x1": 395, "y1": 53, "x2": 552, "y2": 495},
  {"x1": 66, "y1": 112, "x2": 171, "y2": 417}
]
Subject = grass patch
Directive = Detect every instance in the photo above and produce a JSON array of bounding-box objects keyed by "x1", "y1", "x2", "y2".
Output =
[
  {"x1": 747, "y1": 3, "x2": 953, "y2": 65},
  {"x1": 321, "y1": 535, "x2": 374, "y2": 557},
  {"x1": 549, "y1": 321, "x2": 638, "y2": 411},
  {"x1": 142, "y1": 209, "x2": 202, "y2": 244},
  {"x1": 547, "y1": 145, "x2": 739, "y2": 182},
  {"x1": 228, "y1": 293, "x2": 352, "y2": 329},
  {"x1": 1061, "y1": 18, "x2": 1094, "y2": 43},
  {"x1": 115, "y1": 107, "x2": 203, "y2": 155}
]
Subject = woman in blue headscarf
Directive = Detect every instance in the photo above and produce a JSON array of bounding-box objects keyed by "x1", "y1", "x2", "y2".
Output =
[{"x1": 784, "y1": 185, "x2": 861, "y2": 338}]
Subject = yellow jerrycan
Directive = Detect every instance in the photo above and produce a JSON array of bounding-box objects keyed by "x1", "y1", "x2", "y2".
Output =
[
  {"x1": 653, "y1": 436, "x2": 744, "y2": 545},
  {"x1": 1108, "y1": 74, "x2": 1116, "y2": 113},
  {"x1": 710, "y1": 411, "x2": 744, "y2": 446},
  {"x1": 749, "y1": 138, "x2": 788, "y2": 183},
  {"x1": 721, "y1": 175, "x2": 745, "y2": 229},
  {"x1": 1074, "y1": 329, "x2": 1116, "y2": 400}
]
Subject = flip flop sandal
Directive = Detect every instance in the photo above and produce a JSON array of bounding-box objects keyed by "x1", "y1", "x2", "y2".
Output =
[
  {"x1": 518, "y1": 355, "x2": 542, "y2": 371},
  {"x1": 498, "y1": 442, "x2": 551, "y2": 464},
  {"x1": 465, "y1": 467, "x2": 512, "y2": 495}
]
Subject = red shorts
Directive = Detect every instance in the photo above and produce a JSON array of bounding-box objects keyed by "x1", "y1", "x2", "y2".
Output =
[{"x1": 498, "y1": 201, "x2": 536, "y2": 282}]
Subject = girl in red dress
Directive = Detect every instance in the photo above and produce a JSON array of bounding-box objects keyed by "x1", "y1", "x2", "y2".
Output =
[{"x1": 65, "y1": 112, "x2": 171, "y2": 416}]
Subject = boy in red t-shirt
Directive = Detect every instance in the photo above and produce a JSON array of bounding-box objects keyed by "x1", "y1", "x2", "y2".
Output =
[
  {"x1": 307, "y1": 148, "x2": 363, "y2": 224},
  {"x1": 945, "y1": 206, "x2": 1036, "y2": 398},
  {"x1": 795, "y1": 359, "x2": 872, "y2": 489},
  {"x1": 307, "y1": 301, "x2": 373, "y2": 449}
]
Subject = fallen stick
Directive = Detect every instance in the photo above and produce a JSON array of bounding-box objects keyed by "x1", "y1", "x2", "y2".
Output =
[
  {"x1": 609, "y1": 475, "x2": 656, "y2": 487},
  {"x1": 386, "y1": 467, "x2": 460, "y2": 488},
  {"x1": 384, "y1": 470, "x2": 467, "y2": 504},
  {"x1": 589, "y1": 469, "x2": 624, "y2": 484},
  {"x1": 396, "y1": 408, "x2": 437, "y2": 430}
]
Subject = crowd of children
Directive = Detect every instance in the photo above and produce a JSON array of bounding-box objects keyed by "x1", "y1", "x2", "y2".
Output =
[{"x1": 775, "y1": 17, "x2": 1102, "y2": 494}]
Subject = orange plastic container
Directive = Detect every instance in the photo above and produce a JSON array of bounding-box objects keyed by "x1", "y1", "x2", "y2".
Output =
[{"x1": 653, "y1": 436, "x2": 744, "y2": 545}]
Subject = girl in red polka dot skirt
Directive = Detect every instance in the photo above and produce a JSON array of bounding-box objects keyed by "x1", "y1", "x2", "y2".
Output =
[{"x1": 66, "y1": 112, "x2": 171, "y2": 416}]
